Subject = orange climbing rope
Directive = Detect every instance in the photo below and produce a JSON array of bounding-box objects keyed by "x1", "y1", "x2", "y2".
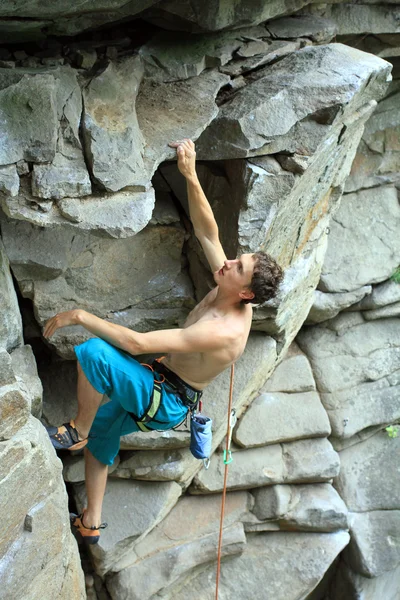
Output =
[{"x1": 215, "y1": 363, "x2": 235, "y2": 600}]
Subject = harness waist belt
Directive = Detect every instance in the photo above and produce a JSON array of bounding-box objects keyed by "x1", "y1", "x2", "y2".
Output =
[{"x1": 152, "y1": 360, "x2": 203, "y2": 409}]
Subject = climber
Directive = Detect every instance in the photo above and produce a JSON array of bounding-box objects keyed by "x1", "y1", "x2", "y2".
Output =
[{"x1": 43, "y1": 138, "x2": 283, "y2": 544}]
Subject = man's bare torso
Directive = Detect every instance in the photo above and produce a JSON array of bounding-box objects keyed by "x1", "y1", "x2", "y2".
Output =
[{"x1": 161, "y1": 287, "x2": 253, "y2": 389}]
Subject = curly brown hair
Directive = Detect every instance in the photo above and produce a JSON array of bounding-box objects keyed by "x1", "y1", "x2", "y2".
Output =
[{"x1": 243, "y1": 251, "x2": 283, "y2": 305}]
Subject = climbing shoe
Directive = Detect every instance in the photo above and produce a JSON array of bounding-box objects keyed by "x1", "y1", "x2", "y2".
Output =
[
  {"x1": 46, "y1": 419, "x2": 88, "y2": 451},
  {"x1": 70, "y1": 510, "x2": 108, "y2": 545}
]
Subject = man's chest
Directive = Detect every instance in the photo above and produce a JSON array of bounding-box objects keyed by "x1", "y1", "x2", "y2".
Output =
[{"x1": 183, "y1": 288, "x2": 218, "y2": 328}]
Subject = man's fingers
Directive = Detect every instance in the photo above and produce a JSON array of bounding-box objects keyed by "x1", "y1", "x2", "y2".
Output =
[{"x1": 169, "y1": 139, "x2": 195, "y2": 149}]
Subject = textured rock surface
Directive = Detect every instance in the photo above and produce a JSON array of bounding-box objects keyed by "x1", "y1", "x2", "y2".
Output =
[
  {"x1": 82, "y1": 55, "x2": 146, "y2": 192},
  {"x1": 261, "y1": 346, "x2": 316, "y2": 393},
  {"x1": 345, "y1": 80, "x2": 400, "y2": 192},
  {"x1": 73, "y1": 478, "x2": 182, "y2": 576},
  {"x1": 10, "y1": 345, "x2": 43, "y2": 417},
  {"x1": 0, "y1": 417, "x2": 85, "y2": 598},
  {"x1": 251, "y1": 483, "x2": 348, "y2": 532},
  {"x1": 335, "y1": 431, "x2": 400, "y2": 512},
  {"x1": 306, "y1": 286, "x2": 372, "y2": 324},
  {"x1": 169, "y1": 531, "x2": 350, "y2": 600},
  {"x1": 297, "y1": 314, "x2": 400, "y2": 439},
  {"x1": 191, "y1": 438, "x2": 340, "y2": 493},
  {"x1": 319, "y1": 186, "x2": 400, "y2": 292},
  {"x1": 107, "y1": 523, "x2": 246, "y2": 600},
  {"x1": 233, "y1": 390, "x2": 330, "y2": 447},
  {"x1": 330, "y1": 560, "x2": 400, "y2": 600},
  {"x1": 345, "y1": 510, "x2": 400, "y2": 578},
  {"x1": 0, "y1": 239, "x2": 23, "y2": 352},
  {"x1": 196, "y1": 44, "x2": 390, "y2": 159}
]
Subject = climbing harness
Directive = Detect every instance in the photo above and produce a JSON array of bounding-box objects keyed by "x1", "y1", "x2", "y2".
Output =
[
  {"x1": 215, "y1": 363, "x2": 235, "y2": 600},
  {"x1": 128, "y1": 359, "x2": 203, "y2": 432}
]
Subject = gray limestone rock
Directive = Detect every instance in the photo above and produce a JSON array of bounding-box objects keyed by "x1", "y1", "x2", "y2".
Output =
[
  {"x1": 345, "y1": 510, "x2": 400, "y2": 578},
  {"x1": 73, "y1": 478, "x2": 182, "y2": 576},
  {"x1": 0, "y1": 384, "x2": 30, "y2": 440},
  {"x1": 0, "y1": 350, "x2": 15, "y2": 387},
  {"x1": 2, "y1": 185, "x2": 156, "y2": 238},
  {"x1": 0, "y1": 1, "x2": 160, "y2": 39},
  {"x1": 363, "y1": 301, "x2": 400, "y2": 320},
  {"x1": 297, "y1": 316, "x2": 400, "y2": 394},
  {"x1": 351, "y1": 279, "x2": 400, "y2": 310},
  {"x1": 328, "y1": 4, "x2": 400, "y2": 35},
  {"x1": 137, "y1": 69, "x2": 230, "y2": 180},
  {"x1": 233, "y1": 391, "x2": 330, "y2": 447},
  {"x1": 10, "y1": 345, "x2": 43, "y2": 418},
  {"x1": 345, "y1": 82, "x2": 400, "y2": 193},
  {"x1": 330, "y1": 560, "x2": 400, "y2": 600},
  {"x1": 0, "y1": 239, "x2": 23, "y2": 352},
  {"x1": 306, "y1": 286, "x2": 372, "y2": 324},
  {"x1": 120, "y1": 429, "x2": 190, "y2": 450},
  {"x1": 191, "y1": 438, "x2": 339, "y2": 493},
  {"x1": 251, "y1": 483, "x2": 348, "y2": 532},
  {"x1": 319, "y1": 186, "x2": 400, "y2": 292},
  {"x1": 111, "y1": 447, "x2": 195, "y2": 483},
  {"x1": 82, "y1": 56, "x2": 147, "y2": 192},
  {"x1": 150, "y1": 191, "x2": 180, "y2": 225},
  {"x1": 196, "y1": 44, "x2": 391, "y2": 159},
  {"x1": 139, "y1": 29, "x2": 255, "y2": 82},
  {"x1": 0, "y1": 416, "x2": 85, "y2": 598},
  {"x1": 220, "y1": 39, "x2": 302, "y2": 77},
  {"x1": 266, "y1": 15, "x2": 338, "y2": 43},
  {"x1": 321, "y1": 375, "x2": 400, "y2": 440},
  {"x1": 169, "y1": 530, "x2": 350, "y2": 600},
  {"x1": 0, "y1": 69, "x2": 58, "y2": 165},
  {"x1": 32, "y1": 152, "x2": 92, "y2": 200},
  {"x1": 0, "y1": 164, "x2": 19, "y2": 196},
  {"x1": 144, "y1": 0, "x2": 317, "y2": 33},
  {"x1": 334, "y1": 430, "x2": 400, "y2": 512},
  {"x1": 262, "y1": 349, "x2": 316, "y2": 393},
  {"x1": 107, "y1": 523, "x2": 246, "y2": 600},
  {"x1": 123, "y1": 491, "x2": 250, "y2": 571}
]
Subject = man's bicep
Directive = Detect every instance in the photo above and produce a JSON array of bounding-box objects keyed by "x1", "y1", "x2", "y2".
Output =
[
  {"x1": 137, "y1": 323, "x2": 226, "y2": 354},
  {"x1": 197, "y1": 233, "x2": 227, "y2": 273}
]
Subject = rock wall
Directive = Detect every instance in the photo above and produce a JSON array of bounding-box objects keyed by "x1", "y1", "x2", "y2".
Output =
[{"x1": 0, "y1": 2, "x2": 399, "y2": 599}]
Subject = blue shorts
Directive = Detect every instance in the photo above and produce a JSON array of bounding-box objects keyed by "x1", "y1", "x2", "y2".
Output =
[{"x1": 74, "y1": 338, "x2": 188, "y2": 465}]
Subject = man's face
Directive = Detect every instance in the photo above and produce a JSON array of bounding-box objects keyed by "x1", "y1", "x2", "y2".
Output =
[{"x1": 214, "y1": 253, "x2": 256, "y2": 299}]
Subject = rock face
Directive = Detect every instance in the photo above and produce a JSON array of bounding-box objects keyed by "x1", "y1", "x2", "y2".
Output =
[
  {"x1": 319, "y1": 185, "x2": 400, "y2": 292},
  {"x1": 0, "y1": 240, "x2": 23, "y2": 352},
  {"x1": 0, "y1": 416, "x2": 85, "y2": 598},
  {"x1": 0, "y1": 4, "x2": 399, "y2": 600}
]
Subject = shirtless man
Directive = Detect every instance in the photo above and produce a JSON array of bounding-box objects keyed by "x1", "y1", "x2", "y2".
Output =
[{"x1": 44, "y1": 138, "x2": 283, "y2": 543}]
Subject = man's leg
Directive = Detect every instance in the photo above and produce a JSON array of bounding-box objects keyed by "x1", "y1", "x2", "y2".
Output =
[
  {"x1": 82, "y1": 447, "x2": 108, "y2": 528},
  {"x1": 74, "y1": 361, "x2": 104, "y2": 440}
]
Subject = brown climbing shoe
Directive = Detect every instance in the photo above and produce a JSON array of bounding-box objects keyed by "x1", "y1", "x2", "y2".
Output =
[
  {"x1": 46, "y1": 420, "x2": 88, "y2": 451},
  {"x1": 70, "y1": 510, "x2": 108, "y2": 545}
]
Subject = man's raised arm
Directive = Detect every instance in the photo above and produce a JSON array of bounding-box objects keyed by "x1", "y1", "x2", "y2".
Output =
[{"x1": 169, "y1": 139, "x2": 227, "y2": 273}]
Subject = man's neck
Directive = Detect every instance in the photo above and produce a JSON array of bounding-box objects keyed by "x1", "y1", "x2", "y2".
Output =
[{"x1": 211, "y1": 286, "x2": 246, "y2": 313}]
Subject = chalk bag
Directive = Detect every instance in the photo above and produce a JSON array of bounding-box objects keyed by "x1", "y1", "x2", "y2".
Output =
[{"x1": 190, "y1": 413, "x2": 212, "y2": 465}]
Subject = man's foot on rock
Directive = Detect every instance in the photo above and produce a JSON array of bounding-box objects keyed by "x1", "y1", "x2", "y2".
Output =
[
  {"x1": 46, "y1": 419, "x2": 88, "y2": 451},
  {"x1": 70, "y1": 510, "x2": 108, "y2": 545}
]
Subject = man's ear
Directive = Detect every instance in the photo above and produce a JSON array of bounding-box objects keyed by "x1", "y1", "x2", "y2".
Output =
[{"x1": 239, "y1": 288, "x2": 255, "y2": 301}]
